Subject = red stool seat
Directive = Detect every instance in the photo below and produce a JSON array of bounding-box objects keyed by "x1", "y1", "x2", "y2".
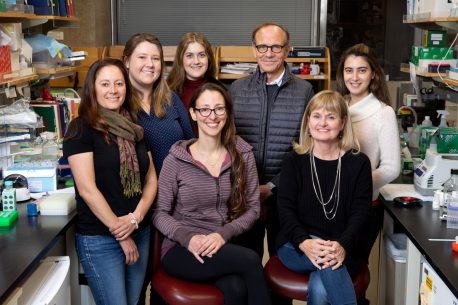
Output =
[
  {"x1": 264, "y1": 256, "x2": 370, "y2": 301},
  {"x1": 151, "y1": 229, "x2": 224, "y2": 305},
  {"x1": 152, "y1": 268, "x2": 224, "y2": 305}
]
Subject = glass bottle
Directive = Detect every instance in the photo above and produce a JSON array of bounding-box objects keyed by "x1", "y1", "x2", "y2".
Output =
[{"x1": 440, "y1": 169, "x2": 458, "y2": 221}]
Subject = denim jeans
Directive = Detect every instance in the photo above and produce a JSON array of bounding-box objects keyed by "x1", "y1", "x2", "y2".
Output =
[
  {"x1": 278, "y1": 242, "x2": 357, "y2": 305},
  {"x1": 76, "y1": 226, "x2": 151, "y2": 305}
]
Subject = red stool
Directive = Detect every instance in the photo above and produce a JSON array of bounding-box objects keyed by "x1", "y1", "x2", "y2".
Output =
[
  {"x1": 151, "y1": 229, "x2": 224, "y2": 305},
  {"x1": 264, "y1": 256, "x2": 370, "y2": 302}
]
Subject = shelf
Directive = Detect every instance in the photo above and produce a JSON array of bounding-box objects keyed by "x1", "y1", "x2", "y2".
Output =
[
  {"x1": 218, "y1": 57, "x2": 327, "y2": 63},
  {"x1": 0, "y1": 12, "x2": 79, "y2": 30},
  {"x1": 0, "y1": 74, "x2": 39, "y2": 86},
  {"x1": 36, "y1": 66, "x2": 78, "y2": 79},
  {"x1": 0, "y1": 12, "x2": 36, "y2": 20},
  {"x1": 218, "y1": 73, "x2": 328, "y2": 80},
  {"x1": 443, "y1": 78, "x2": 458, "y2": 87},
  {"x1": 217, "y1": 46, "x2": 331, "y2": 89},
  {"x1": 400, "y1": 63, "x2": 447, "y2": 78},
  {"x1": 0, "y1": 12, "x2": 79, "y2": 21},
  {"x1": 403, "y1": 14, "x2": 458, "y2": 31}
]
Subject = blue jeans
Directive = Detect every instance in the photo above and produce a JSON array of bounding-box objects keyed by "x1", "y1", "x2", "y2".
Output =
[
  {"x1": 278, "y1": 242, "x2": 357, "y2": 305},
  {"x1": 76, "y1": 226, "x2": 151, "y2": 305}
]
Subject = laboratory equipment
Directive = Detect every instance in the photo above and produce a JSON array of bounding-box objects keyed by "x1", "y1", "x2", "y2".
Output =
[
  {"x1": 414, "y1": 149, "x2": 458, "y2": 195},
  {"x1": 393, "y1": 196, "x2": 422, "y2": 207},
  {"x1": 39, "y1": 193, "x2": 76, "y2": 215},
  {"x1": 0, "y1": 210, "x2": 18, "y2": 226},
  {"x1": 440, "y1": 169, "x2": 458, "y2": 220},
  {"x1": 2, "y1": 180, "x2": 16, "y2": 211},
  {"x1": 448, "y1": 194, "x2": 458, "y2": 228},
  {"x1": 3, "y1": 173, "x2": 31, "y2": 201}
]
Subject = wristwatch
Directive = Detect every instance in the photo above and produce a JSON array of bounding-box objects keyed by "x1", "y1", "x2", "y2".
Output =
[{"x1": 267, "y1": 182, "x2": 276, "y2": 193}]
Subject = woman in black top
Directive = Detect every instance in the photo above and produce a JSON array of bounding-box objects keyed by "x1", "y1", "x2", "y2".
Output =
[
  {"x1": 63, "y1": 58, "x2": 157, "y2": 305},
  {"x1": 276, "y1": 90, "x2": 372, "y2": 305}
]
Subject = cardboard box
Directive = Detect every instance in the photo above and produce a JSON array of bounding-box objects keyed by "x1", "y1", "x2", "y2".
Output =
[
  {"x1": 3, "y1": 166, "x2": 57, "y2": 193},
  {"x1": 423, "y1": 30, "x2": 447, "y2": 47},
  {"x1": 417, "y1": 59, "x2": 456, "y2": 73},
  {"x1": 411, "y1": 46, "x2": 454, "y2": 65}
]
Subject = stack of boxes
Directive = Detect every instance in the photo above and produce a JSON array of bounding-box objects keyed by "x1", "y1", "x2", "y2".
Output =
[{"x1": 411, "y1": 30, "x2": 456, "y2": 74}]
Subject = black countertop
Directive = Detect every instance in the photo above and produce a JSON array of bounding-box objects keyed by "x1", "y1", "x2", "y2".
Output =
[
  {"x1": 0, "y1": 202, "x2": 76, "y2": 303},
  {"x1": 383, "y1": 198, "x2": 458, "y2": 297}
]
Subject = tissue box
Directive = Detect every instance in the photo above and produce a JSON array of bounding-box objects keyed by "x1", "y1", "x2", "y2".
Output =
[
  {"x1": 3, "y1": 166, "x2": 57, "y2": 193},
  {"x1": 39, "y1": 193, "x2": 75, "y2": 215}
]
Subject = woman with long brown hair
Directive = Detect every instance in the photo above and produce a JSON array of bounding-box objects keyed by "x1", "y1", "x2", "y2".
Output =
[
  {"x1": 336, "y1": 43, "x2": 400, "y2": 262},
  {"x1": 153, "y1": 83, "x2": 271, "y2": 305},
  {"x1": 63, "y1": 58, "x2": 157, "y2": 305},
  {"x1": 167, "y1": 32, "x2": 224, "y2": 109}
]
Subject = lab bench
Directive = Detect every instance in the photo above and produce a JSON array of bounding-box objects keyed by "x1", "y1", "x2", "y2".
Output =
[
  {"x1": 382, "y1": 195, "x2": 458, "y2": 304},
  {"x1": 0, "y1": 202, "x2": 76, "y2": 304}
]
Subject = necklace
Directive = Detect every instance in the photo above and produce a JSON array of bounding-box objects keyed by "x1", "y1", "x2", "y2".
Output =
[
  {"x1": 309, "y1": 149, "x2": 341, "y2": 220},
  {"x1": 194, "y1": 145, "x2": 225, "y2": 167}
]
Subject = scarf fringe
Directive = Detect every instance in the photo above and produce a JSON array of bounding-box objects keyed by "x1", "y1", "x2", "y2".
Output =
[{"x1": 120, "y1": 164, "x2": 142, "y2": 198}]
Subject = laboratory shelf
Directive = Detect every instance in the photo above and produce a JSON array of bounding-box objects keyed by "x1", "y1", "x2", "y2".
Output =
[
  {"x1": 403, "y1": 14, "x2": 458, "y2": 31},
  {"x1": 0, "y1": 74, "x2": 39, "y2": 86}
]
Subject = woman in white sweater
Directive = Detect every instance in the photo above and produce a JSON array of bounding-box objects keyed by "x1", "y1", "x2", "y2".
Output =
[{"x1": 336, "y1": 43, "x2": 400, "y2": 261}]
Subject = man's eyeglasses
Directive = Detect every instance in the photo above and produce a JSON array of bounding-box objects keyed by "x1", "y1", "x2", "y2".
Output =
[
  {"x1": 194, "y1": 106, "x2": 226, "y2": 117},
  {"x1": 254, "y1": 44, "x2": 286, "y2": 53}
]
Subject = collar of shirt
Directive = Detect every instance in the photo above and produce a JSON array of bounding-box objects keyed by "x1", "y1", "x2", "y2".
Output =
[{"x1": 266, "y1": 68, "x2": 285, "y2": 86}]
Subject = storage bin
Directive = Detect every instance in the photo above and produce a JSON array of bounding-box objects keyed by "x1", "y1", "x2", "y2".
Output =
[
  {"x1": 32, "y1": 49, "x2": 62, "y2": 70},
  {"x1": 385, "y1": 233, "x2": 407, "y2": 305}
]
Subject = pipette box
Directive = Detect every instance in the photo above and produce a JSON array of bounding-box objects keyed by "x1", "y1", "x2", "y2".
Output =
[
  {"x1": 0, "y1": 210, "x2": 18, "y2": 226},
  {"x1": 419, "y1": 127, "x2": 457, "y2": 158},
  {"x1": 3, "y1": 165, "x2": 57, "y2": 193}
]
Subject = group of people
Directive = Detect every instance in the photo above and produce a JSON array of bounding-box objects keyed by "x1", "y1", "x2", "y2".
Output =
[{"x1": 63, "y1": 22, "x2": 400, "y2": 305}]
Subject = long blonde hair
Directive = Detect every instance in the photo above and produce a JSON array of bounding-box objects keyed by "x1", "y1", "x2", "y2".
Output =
[
  {"x1": 123, "y1": 33, "x2": 172, "y2": 118},
  {"x1": 294, "y1": 90, "x2": 360, "y2": 154}
]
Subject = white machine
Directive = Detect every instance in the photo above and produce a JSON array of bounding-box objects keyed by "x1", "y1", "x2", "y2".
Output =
[{"x1": 414, "y1": 148, "x2": 458, "y2": 195}]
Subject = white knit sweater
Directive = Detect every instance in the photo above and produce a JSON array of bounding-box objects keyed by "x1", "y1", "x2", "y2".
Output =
[{"x1": 349, "y1": 93, "x2": 401, "y2": 200}]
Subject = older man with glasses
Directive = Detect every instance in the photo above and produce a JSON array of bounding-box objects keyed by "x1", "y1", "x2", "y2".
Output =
[{"x1": 229, "y1": 22, "x2": 314, "y2": 264}]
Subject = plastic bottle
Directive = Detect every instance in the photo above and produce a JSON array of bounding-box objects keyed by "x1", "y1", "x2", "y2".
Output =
[
  {"x1": 421, "y1": 116, "x2": 433, "y2": 126},
  {"x1": 2, "y1": 181, "x2": 17, "y2": 212},
  {"x1": 409, "y1": 125, "x2": 420, "y2": 149},
  {"x1": 41, "y1": 132, "x2": 59, "y2": 160},
  {"x1": 436, "y1": 110, "x2": 449, "y2": 127},
  {"x1": 440, "y1": 169, "x2": 458, "y2": 221},
  {"x1": 447, "y1": 190, "x2": 458, "y2": 229}
]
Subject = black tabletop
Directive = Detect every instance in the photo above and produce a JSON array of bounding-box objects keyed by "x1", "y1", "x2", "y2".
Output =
[
  {"x1": 383, "y1": 199, "x2": 458, "y2": 298},
  {"x1": 0, "y1": 202, "x2": 76, "y2": 303}
]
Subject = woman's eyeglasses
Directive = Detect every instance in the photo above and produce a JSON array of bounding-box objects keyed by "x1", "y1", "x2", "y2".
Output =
[{"x1": 194, "y1": 106, "x2": 226, "y2": 117}]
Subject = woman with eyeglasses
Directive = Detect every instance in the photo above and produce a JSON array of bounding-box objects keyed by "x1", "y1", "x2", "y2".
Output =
[
  {"x1": 335, "y1": 44, "x2": 400, "y2": 264},
  {"x1": 153, "y1": 83, "x2": 272, "y2": 305},
  {"x1": 167, "y1": 32, "x2": 225, "y2": 109}
]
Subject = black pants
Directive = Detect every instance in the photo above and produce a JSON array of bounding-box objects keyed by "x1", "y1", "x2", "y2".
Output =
[{"x1": 162, "y1": 243, "x2": 272, "y2": 305}]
